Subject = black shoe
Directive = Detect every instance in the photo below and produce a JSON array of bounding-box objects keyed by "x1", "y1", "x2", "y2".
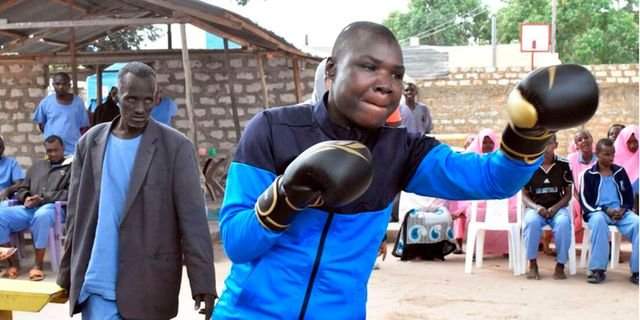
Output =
[
  {"x1": 587, "y1": 270, "x2": 606, "y2": 284},
  {"x1": 630, "y1": 273, "x2": 639, "y2": 285}
]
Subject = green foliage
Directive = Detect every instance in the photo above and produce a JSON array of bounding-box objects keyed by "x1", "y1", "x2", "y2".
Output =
[
  {"x1": 497, "y1": 0, "x2": 639, "y2": 64},
  {"x1": 83, "y1": 26, "x2": 161, "y2": 52},
  {"x1": 383, "y1": 0, "x2": 491, "y2": 46}
]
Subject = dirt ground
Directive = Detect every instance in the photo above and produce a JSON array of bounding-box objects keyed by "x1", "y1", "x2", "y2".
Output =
[{"x1": 9, "y1": 242, "x2": 639, "y2": 319}]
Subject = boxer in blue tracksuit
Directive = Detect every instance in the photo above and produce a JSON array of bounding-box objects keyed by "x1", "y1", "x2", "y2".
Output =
[{"x1": 214, "y1": 22, "x2": 599, "y2": 319}]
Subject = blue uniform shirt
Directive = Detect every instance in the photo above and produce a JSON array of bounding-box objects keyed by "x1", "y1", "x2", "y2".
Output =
[
  {"x1": 33, "y1": 94, "x2": 89, "y2": 155},
  {"x1": 150, "y1": 97, "x2": 177, "y2": 126},
  {"x1": 79, "y1": 133, "x2": 141, "y2": 302},
  {"x1": 0, "y1": 157, "x2": 25, "y2": 190},
  {"x1": 598, "y1": 175, "x2": 622, "y2": 209}
]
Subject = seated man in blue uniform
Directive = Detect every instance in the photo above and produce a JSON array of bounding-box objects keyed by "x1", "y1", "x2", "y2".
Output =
[
  {"x1": 215, "y1": 22, "x2": 599, "y2": 319},
  {"x1": 580, "y1": 138, "x2": 639, "y2": 285},
  {"x1": 0, "y1": 136, "x2": 25, "y2": 202}
]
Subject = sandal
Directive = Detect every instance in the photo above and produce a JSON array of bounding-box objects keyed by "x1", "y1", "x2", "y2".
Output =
[
  {"x1": 29, "y1": 268, "x2": 45, "y2": 281},
  {"x1": 0, "y1": 247, "x2": 16, "y2": 261},
  {"x1": 1, "y1": 266, "x2": 19, "y2": 279}
]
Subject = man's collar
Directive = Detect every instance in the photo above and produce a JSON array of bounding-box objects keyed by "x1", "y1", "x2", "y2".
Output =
[{"x1": 312, "y1": 92, "x2": 377, "y2": 142}]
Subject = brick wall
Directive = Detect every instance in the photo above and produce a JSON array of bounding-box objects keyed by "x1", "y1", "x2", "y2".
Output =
[
  {"x1": 151, "y1": 52, "x2": 317, "y2": 159},
  {"x1": 0, "y1": 53, "x2": 317, "y2": 168},
  {"x1": 0, "y1": 59, "x2": 635, "y2": 169},
  {"x1": 417, "y1": 64, "x2": 639, "y2": 155},
  {"x1": 0, "y1": 62, "x2": 47, "y2": 167}
]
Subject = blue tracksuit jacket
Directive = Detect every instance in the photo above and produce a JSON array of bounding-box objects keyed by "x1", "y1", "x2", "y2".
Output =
[{"x1": 215, "y1": 99, "x2": 540, "y2": 319}]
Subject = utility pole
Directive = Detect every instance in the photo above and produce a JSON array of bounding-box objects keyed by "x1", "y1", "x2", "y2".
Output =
[{"x1": 491, "y1": 15, "x2": 497, "y2": 68}]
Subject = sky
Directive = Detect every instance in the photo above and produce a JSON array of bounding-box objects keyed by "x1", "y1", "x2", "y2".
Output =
[{"x1": 145, "y1": 0, "x2": 505, "y2": 50}]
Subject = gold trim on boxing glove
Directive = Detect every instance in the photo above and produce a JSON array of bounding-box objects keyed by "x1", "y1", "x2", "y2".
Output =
[
  {"x1": 547, "y1": 66, "x2": 557, "y2": 90},
  {"x1": 307, "y1": 144, "x2": 370, "y2": 162},
  {"x1": 284, "y1": 196, "x2": 305, "y2": 211},
  {"x1": 506, "y1": 89, "x2": 538, "y2": 129},
  {"x1": 500, "y1": 141, "x2": 545, "y2": 164},
  {"x1": 509, "y1": 123, "x2": 552, "y2": 141},
  {"x1": 256, "y1": 178, "x2": 279, "y2": 217}
]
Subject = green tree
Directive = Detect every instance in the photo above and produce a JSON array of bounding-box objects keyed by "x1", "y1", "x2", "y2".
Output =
[
  {"x1": 497, "y1": 0, "x2": 639, "y2": 64},
  {"x1": 384, "y1": 0, "x2": 491, "y2": 46},
  {"x1": 83, "y1": 26, "x2": 161, "y2": 52}
]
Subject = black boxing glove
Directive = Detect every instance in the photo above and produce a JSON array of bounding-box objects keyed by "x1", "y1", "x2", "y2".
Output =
[
  {"x1": 255, "y1": 140, "x2": 373, "y2": 231},
  {"x1": 501, "y1": 64, "x2": 599, "y2": 163}
]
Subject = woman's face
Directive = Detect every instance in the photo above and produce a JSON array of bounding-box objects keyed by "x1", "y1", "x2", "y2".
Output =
[
  {"x1": 481, "y1": 136, "x2": 495, "y2": 154},
  {"x1": 627, "y1": 134, "x2": 638, "y2": 153}
]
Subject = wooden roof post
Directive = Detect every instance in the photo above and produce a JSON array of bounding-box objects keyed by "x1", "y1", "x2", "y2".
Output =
[
  {"x1": 223, "y1": 38, "x2": 241, "y2": 142},
  {"x1": 180, "y1": 23, "x2": 198, "y2": 146}
]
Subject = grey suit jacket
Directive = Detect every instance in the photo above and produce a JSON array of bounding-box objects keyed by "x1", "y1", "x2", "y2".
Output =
[{"x1": 57, "y1": 118, "x2": 216, "y2": 319}]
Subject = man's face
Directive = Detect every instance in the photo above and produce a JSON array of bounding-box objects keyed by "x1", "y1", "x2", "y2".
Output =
[
  {"x1": 627, "y1": 134, "x2": 638, "y2": 153},
  {"x1": 327, "y1": 39, "x2": 405, "y2": 129},
  {"x1": 52, "y1": 75, "x2": 70, "y2": 96},
  {"x1": 403, "y1": 84, "x2": 417, "y2": 103},
  {"x1": 544, "y1": 138, "x2": 558, "y2": 158},
  {"x1": 0, "y1": 139, "x2": 5, "y2": 158},
  {"x1": 45, "y1": 140, "x2": 64, "y2": 163},
  {"x1": 596, "y1": 145, "x2": 615, "y2": 168},
  {"x1": 608, "y1": 126, "x2": 623, "y2": 141},
  {"x1": 574, "y1": 132, "x2": 593, "y2": 153},
  {"x1": 109, "y1": 87, "x2": 118, "y2": 100},
  {"x1": 118, "y1": 73, "x2": 157, "y2": 130}
]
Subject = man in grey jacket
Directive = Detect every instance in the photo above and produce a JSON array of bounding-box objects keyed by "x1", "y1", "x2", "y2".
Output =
[
  {"x1": 57, "y1": 62, "x2": 216, "y2": 319},
  {"x1": 0, "y1": 134, "x2": 70, "y2": 280}
]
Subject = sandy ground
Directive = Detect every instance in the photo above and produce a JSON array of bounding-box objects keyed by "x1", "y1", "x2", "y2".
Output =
[{"x1": 8, "y1": 242, "x2": 639, "y2": 320}]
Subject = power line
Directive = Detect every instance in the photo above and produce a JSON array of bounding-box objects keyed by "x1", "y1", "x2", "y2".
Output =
[
  {"x1": 399, "y1": 6, "x2": 489, "y2": 44},
  {"x1": 403, "y1": 6, "x2": 485, "y2": 40}
]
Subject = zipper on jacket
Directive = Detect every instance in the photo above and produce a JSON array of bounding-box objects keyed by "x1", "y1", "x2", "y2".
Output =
[{"x1": 298, "y1": 212, "x2": 334, "y2": 320}]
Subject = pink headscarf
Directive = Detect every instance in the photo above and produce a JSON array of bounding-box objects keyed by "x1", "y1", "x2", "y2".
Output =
[
  {"x1": 614, "y1": 125, "x2": 639, "y2": 183},
  {"x1": 466, "y1": 128, "x2": 499, "y2": 154}
]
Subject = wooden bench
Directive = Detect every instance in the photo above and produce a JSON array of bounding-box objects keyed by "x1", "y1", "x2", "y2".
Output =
[{"x1": 0, "y1": 279, "x2": 66, "y2": 320}]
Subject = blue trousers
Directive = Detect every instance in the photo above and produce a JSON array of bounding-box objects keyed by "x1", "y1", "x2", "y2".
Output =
[
  {"x1": 80, "y1": 294, "x2": 122, "y2": 320},
  {"x1": 0, "y1": 203, "x2": 55, "y2": 249},
  {"x1": 587, "y1": 211, "x2": 639, "y2": 272},
  {"x1": 523, "y1": 207, "x2": 571, "y2": 264}
]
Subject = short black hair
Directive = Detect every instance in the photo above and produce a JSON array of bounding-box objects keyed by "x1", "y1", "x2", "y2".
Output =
[
  {"x1": 52, "y1": 72, "x2": 70, "y2": 82},
  {"x1": 118, "y1": 62, "x2": 156, "y2": 89},
  {"x1": 608, "y1": 123, "x2": 625, "y2": 134},
  {"x1": 595, "y1": 138, "x2": 614, "y2": 153},
  {"x1": 44, "y1": 135, "x2": 63, "y2": 147},
  {"x1": 331, "y1": 22, "x2": 399, "y2": 60}
]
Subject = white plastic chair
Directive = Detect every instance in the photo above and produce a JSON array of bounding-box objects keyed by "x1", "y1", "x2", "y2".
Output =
[
  {"x1": 579, "y1": 223, "x2": 621, "y2": 270},
  {"x1": 464, "y1": 192, "x2": 523, "y2": 275},
  {"x1": 519, "y1": 209, "x2": 577, "y2": 275}
]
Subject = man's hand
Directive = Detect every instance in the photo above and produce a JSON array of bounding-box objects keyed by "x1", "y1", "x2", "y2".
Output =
[
  {"x1": 24, "y1": 195, "x2": 43, "y2": 208},
  {"x1": 547, "y1": 206, "x2": 559, "y2": 218},
  {"x1": 537, "y1": 206, "x2": 549, "y2": 219},
  {"x1": 377, "y1": 241, "x2": 387, "y2": 261},
  {"x1": 611, "y1": 208, "x2": 626, "y2": 220},
  {"x1": 194, "y1": 294, "x2": 216, "y2": 320}
]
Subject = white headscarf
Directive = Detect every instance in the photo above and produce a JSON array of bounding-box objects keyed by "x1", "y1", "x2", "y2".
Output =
[{"x1": 309, "y1": 58, "x2": 328, "y2": 105}]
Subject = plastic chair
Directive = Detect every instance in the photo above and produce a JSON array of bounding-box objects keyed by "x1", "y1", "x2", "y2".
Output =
[
  {"x1": 579, "y1": 223, "x2": 621, "y2": 270},
  {"x1": 8, "y1": 201, "x2": 66, "y2": 272},
  {"x1": 464, "y1": 192, "x2": 523, "y2": 275},
  {"x1": 519, "y1": 209, "x2": 577, "y2": 275}
]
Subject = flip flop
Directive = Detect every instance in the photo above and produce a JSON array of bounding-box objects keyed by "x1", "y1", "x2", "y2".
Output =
[
  {"x1": 0, "y1": 247, "x2": 16, "y2": 261},
  {"x1": 1, "y1": 266, "x2": 19, "y2": 279},
  {"x1": 29, "y1": 268, "x2": 45, "y2": 281}
]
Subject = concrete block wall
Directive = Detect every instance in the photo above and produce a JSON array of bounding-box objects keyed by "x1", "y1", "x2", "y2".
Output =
[{"x1": 417, "y1": 64, "x2": 639, "y2": 155}]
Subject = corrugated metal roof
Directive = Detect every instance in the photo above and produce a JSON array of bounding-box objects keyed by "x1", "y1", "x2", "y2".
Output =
[
  {"x1": 402, "y1": 46, "x2": 449, "y2": 79},
  {"x1": 0, "y1": 0, "x2": 308, "y2": 57}
]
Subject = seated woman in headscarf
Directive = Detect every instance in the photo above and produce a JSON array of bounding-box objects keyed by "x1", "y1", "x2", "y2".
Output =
[
  {"x1": 392, "y1": 192, "x2": 456, "y2": 261},
  {"x1": 614, "y1": 125, "x2": 639, "y2": 213},
  {"x1": 448, "y1": 128, "x2": 519, "y2": 256}
]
